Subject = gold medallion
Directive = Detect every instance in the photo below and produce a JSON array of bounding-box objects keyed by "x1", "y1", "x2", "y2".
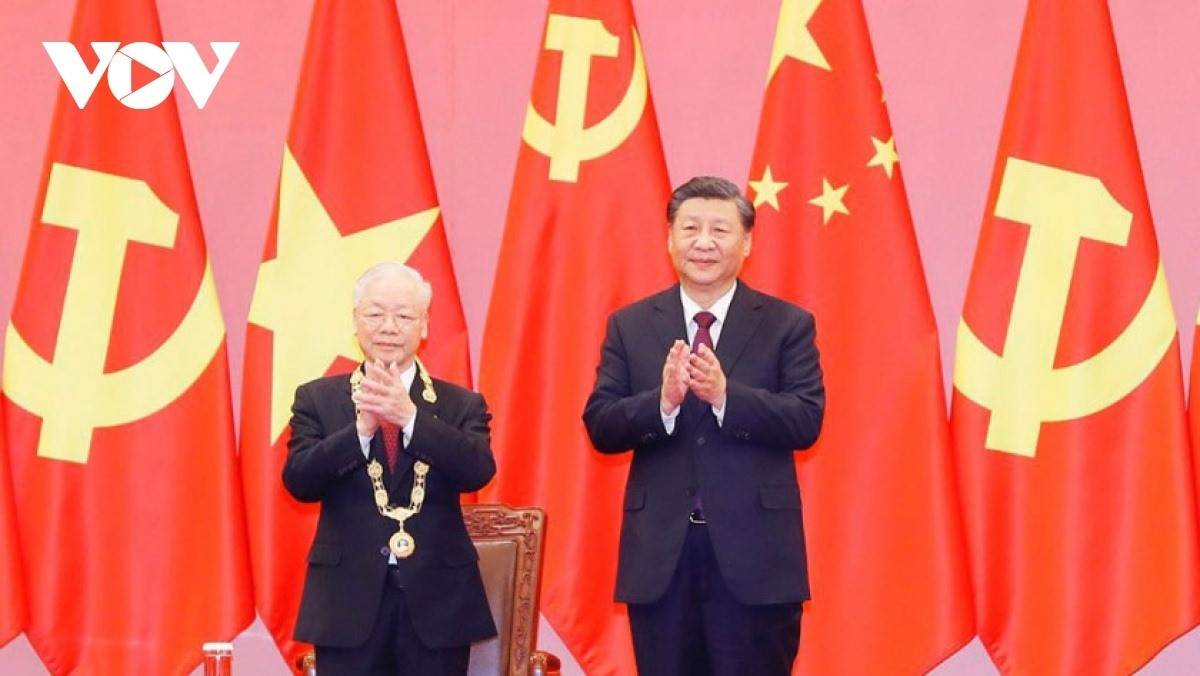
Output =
[
  {"x1": 422, "y1": 388, "x2": 437, "y2": 403},
  {"x1": 389, "y1": 530, "x2": 416, "y2": 558},
  {"x1": 368, "y1": 459, "x2": 428, "y2": 560}
]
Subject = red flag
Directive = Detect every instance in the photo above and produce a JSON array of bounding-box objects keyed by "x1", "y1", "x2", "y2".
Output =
[
  {"x1": 0, "y1": 0, "x2": 253, "y2": 672},
  {"x1": 741, "y1": 0, "x2": 974, "y2": 672},
  {"x1": 477, "y1": 1, "x2": 673, "y2": 673},
  {"x1": 239, "y1": 0, "x2": 471, "y2": 667},
  {"x1": 951, "y1": 0, "x2": 1200, "y2": 672},
  {"x1": 1192, "y1": 323, "x2": 1200, "y2": 485},
  {"x1": 0, "y1": 405, "x2": 25, "y2": 648}
]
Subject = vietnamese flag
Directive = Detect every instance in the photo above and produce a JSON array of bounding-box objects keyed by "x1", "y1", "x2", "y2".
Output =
[
  {"x1": 239, "y1": 0, "x2": 472, "y2": 667},
  {"x1": 0, "y1": 405, "x2": 24, "y2": 649},
  {"x1": 476, "y1": 0, "x2": 674, "y2": 673},
  {"x1": 0, "y1": 0, "x2": 253, "y2": 672},
  {"x1": 951, "y1": 0, "x2": 1200, "y2": 672},
  {"x1": 741, "y1": 0, "x2": 974, "y2": 673}
]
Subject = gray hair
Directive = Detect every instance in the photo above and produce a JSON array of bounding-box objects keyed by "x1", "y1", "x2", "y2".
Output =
[
  {"x1": 352, "y1": 262, "x2": 433, "y2": 312},
  {"x1": 666, "y1": 176, "x2": 755, "y2": 232}
]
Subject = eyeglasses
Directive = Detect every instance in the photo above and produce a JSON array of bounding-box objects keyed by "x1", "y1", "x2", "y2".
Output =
[{"x1": 356, "y1": 310, "x2": 423, "y2": 330}]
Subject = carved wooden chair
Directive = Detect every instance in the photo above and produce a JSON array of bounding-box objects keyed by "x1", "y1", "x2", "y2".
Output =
[
  {"x1": 296, "y1": 503, "x2": 559, "y2": 676},
  {"x1": 463, "y1": 503, "x2": 558, "y2": 675}
]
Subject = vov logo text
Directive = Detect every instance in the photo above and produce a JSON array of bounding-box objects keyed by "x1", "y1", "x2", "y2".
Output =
[{"x1": 43, "y1": 41, "x2": 238, "y2": 109}]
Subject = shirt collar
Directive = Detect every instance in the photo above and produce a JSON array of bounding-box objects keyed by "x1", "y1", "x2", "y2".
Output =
[
  {"x1": 399, "y1": 361, "x2": 417, "y2": 393},
  {"x1": 680, "y1": 281, "x2": 737, "y2": 325}
]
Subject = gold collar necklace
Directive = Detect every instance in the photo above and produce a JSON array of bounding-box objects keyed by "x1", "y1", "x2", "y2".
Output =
[{"x1": 350, "y1": 356, "x2": 437, "y2": 558}]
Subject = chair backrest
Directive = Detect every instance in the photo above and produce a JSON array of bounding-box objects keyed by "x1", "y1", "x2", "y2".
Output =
[
  {"x1": 465, "y1": 503, "x2": 547, "y2": 676},
  {"x1": 292, "y1": 503, "x2": 549, "y2": 676}
]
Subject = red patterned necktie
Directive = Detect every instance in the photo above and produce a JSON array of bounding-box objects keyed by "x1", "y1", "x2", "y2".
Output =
[
  {"x1": 693, "y1": 311, "x2": 716, "y2": 354},
  {"x1": 690, "y1": 311, "x2": 717, "y2": 517},
  {"x1": 381, "y1": 422, "x2": 401, "y2": 472}
]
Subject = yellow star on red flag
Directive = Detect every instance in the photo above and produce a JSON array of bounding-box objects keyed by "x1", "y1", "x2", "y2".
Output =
[
  {"x1": 768, "y1": 0, "x2": 830, "y2": 82},
  {"x1": 867, "y1": 136, "x2": 899, "y2": 178},
  {"x1": 809, "y1": 177, "x2": 849, "y2": 224},
  {"x1": 750, "y1": 166, "x2": 788, "y2": 210},
  {"x1": 247, "y1": 148, "x2": 438, "y2": 440}
]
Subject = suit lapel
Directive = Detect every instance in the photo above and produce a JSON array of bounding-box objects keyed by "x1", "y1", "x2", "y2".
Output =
[
  {"x1": 650, "y1": 284, "x2": 688, "y2": 353},
  {"x1": 407, "y1": 360, "x2": 440, "y2": 441},
  {"x1": 715, "y1": 281, "x2": 765, "y2": 375},
  {"x1": 339, "y1": 370, "x2": 357, "y2": 423}
]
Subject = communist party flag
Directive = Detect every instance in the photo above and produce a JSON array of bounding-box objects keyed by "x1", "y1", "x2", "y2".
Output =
[
  {"x1": 0, "y1": 405, "x2": 25, "y2": 649},
  {"x1": 477, "y1": 0, "x2": 673, "y2": 673},
  {"x1": 0, "y1": 0, "x2": 253, "y2": 672},
  {"x1": 239, "y1": 0, "x2": 471, "y2": 666},
  {"x1": 951, "y1": 0, "x2": 1200, "y2": 672},
  {"x1": 740, "y1": 1, "x2": 974, "y2": 672}
]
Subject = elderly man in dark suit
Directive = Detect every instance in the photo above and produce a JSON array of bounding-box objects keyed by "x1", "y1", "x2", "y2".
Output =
[
  {"x1": 583, "y1": 176, "x2": 825, "y2": 676},
  {"x1": 284, "y1": 262, "x2": 496, "y2": 676}
]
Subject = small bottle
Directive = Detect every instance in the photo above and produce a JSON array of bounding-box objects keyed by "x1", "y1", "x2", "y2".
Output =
[{"x1": 202, "y1": 642, "x2": 234, "y2": 676}]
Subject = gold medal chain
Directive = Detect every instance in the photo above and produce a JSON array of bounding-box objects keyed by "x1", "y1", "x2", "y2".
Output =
[{"x1": 351, "y1": 358, "x2": 437, "y2": 558}]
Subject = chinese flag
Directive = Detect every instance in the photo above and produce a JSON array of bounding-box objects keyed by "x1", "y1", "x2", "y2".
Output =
[
  {"x1": 476, "y1": 0, "x2": 673, "y2": 673},
  {"x1": 741, "y1": 0, "x2": 974, "y2": 672},
  {"x1": 0, "y1": 0, "x2": 253, "y2": 672},
  {"x1": 951, "y1": 0, "x2": 1200, "y2": 672},
  {"x1": 0, "y1": 406, "x2": 25, "y2": 648},
  {"x1": 239, "y1": 0, "x2": 471, "y2": 667},
  {"x1": 1193, "y1": 325, "x2": 1200, "y2": 484}
]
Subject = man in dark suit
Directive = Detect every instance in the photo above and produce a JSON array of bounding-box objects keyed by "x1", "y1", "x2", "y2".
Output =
[
  {"x1": 283, "y1": 262, "x2": 496, "y2": 676},
  {"x1": 583, "y1": 176, "x2": 825, "y2": 675}
]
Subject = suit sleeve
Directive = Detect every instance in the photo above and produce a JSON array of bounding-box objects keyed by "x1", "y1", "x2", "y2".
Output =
[
  {"x1": 405, "y1": 390, "x2": 497, "y2": 492},
  {"x1": 281, "y1": 382, "x2": 369, "y2": 502},
  {"x1": 582, "y1": 313, "x2": 670, "y2": 453},
  {"x1": 721, "y1": 309, "x2": 825, "y2": 451}
]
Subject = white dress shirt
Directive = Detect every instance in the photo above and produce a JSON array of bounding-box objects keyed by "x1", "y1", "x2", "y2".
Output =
[{"x1": 661, "y1": 283, "x2": 735, "y2": 433}]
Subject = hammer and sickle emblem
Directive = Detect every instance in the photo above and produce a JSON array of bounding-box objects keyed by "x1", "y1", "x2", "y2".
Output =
[
  {"x1": 522, "y1": 14, "x2": 648, "y2": 183},
  {"x1": 3, "y1": 163, "x2": 225, "y2": 464},
  {"x1": 954, "y1": 157, "x2": 1175, "y2": 458}
]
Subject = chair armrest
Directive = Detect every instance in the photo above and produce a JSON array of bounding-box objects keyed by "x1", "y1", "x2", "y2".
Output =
[
  {"x1": 530, "y1": 650, "x2": 561, "y2": 676},
  {"x1": 296, "y1": 651, "x2": 317, "y2": 676}
]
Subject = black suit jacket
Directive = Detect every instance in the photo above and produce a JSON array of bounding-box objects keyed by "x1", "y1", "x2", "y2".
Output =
[
  {"x1": 283, "y1": 364, "x2": 498, "y2": 649},
  {"x1": 583, "y1": 282, "x2": 824, "y2": 605}
]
